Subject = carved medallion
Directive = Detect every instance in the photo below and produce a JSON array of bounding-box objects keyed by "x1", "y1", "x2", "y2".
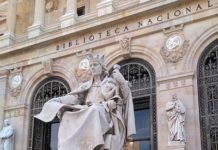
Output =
[
  {"x1": 160, "y1": 34, "x2": 189, "y2": 64},
  {"x1": 166, "y1": 35, "x2": 182, "y2": 51},
  {"x1": 45, "y1": 0, "x2": 58, "y2": 13},
  {"x1": 75, "y1": 58, "x2": 92, "y2": 83},
  {"x1": 10, "y1": 73, "x2": 23, "y2": 97}
]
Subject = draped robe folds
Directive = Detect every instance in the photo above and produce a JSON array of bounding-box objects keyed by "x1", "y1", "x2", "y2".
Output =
[
  {"x1": 165, "y1": 99, "x2": 186, "y2": 142},
  {"x1": 35, "y1": 77, "x2": 136, "y2": 150},
  {"x1": 0, "y1": 125, "x2": 14, "y2": 150}
]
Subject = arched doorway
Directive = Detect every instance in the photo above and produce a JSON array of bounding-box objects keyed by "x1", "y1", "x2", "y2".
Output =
[
  {"x1": 198, "y1": 39, "x2": 218, "y2": 150},
  {"x1": 118, "y1": 58, "x2": 157, "y2": 150},
  {"x1": 28, "y1": 77, "x2": 70, "y2": 150}
]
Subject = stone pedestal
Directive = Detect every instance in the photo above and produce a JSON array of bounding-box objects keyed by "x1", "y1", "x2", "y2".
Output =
[
  {"x1": 28, "y1": 24, "x2": 44, "y2": 38},
  {"x1": 28, "y1": 0, "x2": 45, "y2": 38},
  {"x1": 97, "y1": 0, "x2": 114, "y2": 16},
  {"x1": 139, "y1": 0, "x2": 150, "y2": 3},
  {"x1": 167, "y1": 142, "x2": 186, "y2": 150},
  {"x1": 60, "y1": 0, "x2": 77, "y2": 28},
  {"x1": 60, "y1": 13, "x2": 77, "y2": 28},
  {"x1": 0, "y1": 33, "x2": 15, "y2": 48}
]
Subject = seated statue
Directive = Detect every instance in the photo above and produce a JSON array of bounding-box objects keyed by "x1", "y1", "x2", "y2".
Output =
[
  {"x1": 35, "y1": 54, "x2": 136, "y2": 150},
  {"x1": 0, "y1": 119, "x2": 15, "y2": 150}
]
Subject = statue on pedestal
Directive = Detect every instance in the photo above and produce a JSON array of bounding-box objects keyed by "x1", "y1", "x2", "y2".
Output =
[
  {"x1": 165, "y1": 93, "x2": 186, "y2": 143},
  {"x1": 35, "y1": 54, "x2": 136, "y2": 150},
  {"x1": 0, "y1": 119, "x2": 15, "y2": 150}
]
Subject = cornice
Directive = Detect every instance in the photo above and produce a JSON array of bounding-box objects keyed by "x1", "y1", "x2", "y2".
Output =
[
  {"x1": 0, "y1": 6, "x2": 217, "y2": 71},
  {"x1": 0, "y1": 0, "x2": 179, "y2": 55}
]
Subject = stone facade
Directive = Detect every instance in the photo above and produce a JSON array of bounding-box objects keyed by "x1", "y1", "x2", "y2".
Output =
[{"x1": 0, "y1": 0, "x2": 217, "y2": 150}]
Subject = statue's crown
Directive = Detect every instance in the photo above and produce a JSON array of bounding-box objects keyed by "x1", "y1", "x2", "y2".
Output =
[{"x1": 87, "y1": 54, "x2": 105, "y2": 65}]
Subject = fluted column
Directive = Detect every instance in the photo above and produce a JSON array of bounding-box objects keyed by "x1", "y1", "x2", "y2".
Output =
[
  {"x1": 97, "y1": 0, "x2": 114, "y2": 16},
  {"x1": 60, "y1": 0, "x2": 77, "y2": 28},
  {"x1": 28, "y1": 0, "x2": 45, "y2": 38},
  {"x1": 0, "y1": 0, "x2": 17, "y2": 48}
]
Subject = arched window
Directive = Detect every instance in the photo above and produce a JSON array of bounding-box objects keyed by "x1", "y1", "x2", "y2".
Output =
[
  {"x1": 198, "y1": 39, "x2": 218, "y2": 150},
  {"x1": 118, "y1": 58, "x2": 157, "y2": 150},
  {"x1": 28, "y1": 77, "x2": 70, "y2": 150}
]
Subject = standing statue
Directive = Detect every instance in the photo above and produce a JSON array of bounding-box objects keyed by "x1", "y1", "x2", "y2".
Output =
[
  {"x1": 165, "y1": 93, "x2": 186, "y2": 142},
  {"x1": 0, "y1": 119, "x2": 15, "y2": 150},
  {"x1": 35, "y1": 54, "x2": 136, "y2": 150}
]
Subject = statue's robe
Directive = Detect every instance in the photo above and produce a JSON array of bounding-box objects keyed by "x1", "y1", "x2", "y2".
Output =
[
  {"x1": 35, "y1": 78, "x2": 136, "y2": 150},
  {"x1": 0, "y1": 125, "x2": 14, "y2": 150},
  {"x1": 166, "y1": 99, "x2": 186, "y2": 142}
]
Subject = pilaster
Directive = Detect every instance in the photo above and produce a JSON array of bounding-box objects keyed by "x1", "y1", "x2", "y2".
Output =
[{"x1": 0, "y1": 70, "x2": 9, "y2": 128}]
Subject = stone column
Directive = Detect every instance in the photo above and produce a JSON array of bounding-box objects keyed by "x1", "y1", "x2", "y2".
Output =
[
  {"x1": 0, "y1": 70, "x2": 9, "y2": 128},
  {"x1": 97, "y1": 0, "x2": 114, "y2": 16},
  {"x1": 28, "y1": 0, "x2": 45, "y2": 38},
  {"x1": 0, "y1": 0, "x2": 17, "y2": 48},
  {"x1": 60, "y1": 0, "x2": 77, "y2": 28}
]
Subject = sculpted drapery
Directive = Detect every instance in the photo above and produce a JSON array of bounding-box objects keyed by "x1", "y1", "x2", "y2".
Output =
[
  {"x1": 165, "y1": 94, "x2": 186, "y2": 142},
  {"x1": 35, "y1": 54, "x2": 136, "y2": 150},
  {"x1": 0, "y1": 120, "x2": 15, "y2": 150}
]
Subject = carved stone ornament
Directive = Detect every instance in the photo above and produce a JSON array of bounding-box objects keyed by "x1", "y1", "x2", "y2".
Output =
[
  {"x1": 0, "y1": 119, "x2": 15, "y2": 150},
  {"x1": 9, "y1": 72, "x2": 23, "y2": 97},
  {"x1": 75, "y1": 58, "x2": 92, "y2": 83},
  {"x1": 42, "y1": 59, "x2": 53, "y2": 75},
  {"x1": 166, "y1": 93, "x2": 186, "y2": 144},
  {"x1": 160, "y1": 34, "x2": 189, "y2": 64},
  {"x1": 120, "y1": 38, "x2": 131, "y2": 52},
  {"x1": 45, "y1": 0, "x2": 58, "y2": 13}
]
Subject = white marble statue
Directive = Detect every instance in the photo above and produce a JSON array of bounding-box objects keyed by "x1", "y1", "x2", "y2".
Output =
[
  {"x1": 0, "y1": 119, "x2": 15, "y2": 150},
  {"x1": 35, "y1": 54, "x2": 136, "y2": 150},
  {"x1": 165, "y1": 93, "x2": 186, "y2": 143}
]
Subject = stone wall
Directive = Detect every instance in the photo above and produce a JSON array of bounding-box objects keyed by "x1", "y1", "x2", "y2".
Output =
[{"x1": 0, "y1": 0, "x2": 217, "y2": 149}]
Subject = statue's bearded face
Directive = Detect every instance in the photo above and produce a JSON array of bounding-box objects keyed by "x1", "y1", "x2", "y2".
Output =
[{"x1": 90, "y1": 61, "x2": 102, "y2": 76}]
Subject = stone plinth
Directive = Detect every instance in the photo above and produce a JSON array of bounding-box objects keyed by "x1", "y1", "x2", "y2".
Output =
[
  {"x1": 0, "y1": 33, "x2": 15, "y2": 48},
  {"x1": 28, "y1": 24, "x2": 44, "y2": 38},
  {"x1": 60, "y1": 13, "x2": 77, "y2": 28},
  {"x1": 97, "y1": 0, "x2": 114, "y2": 16},
  {"x1": 167, "y1": 142, "x2": 186, "y2": 150},
  {"x1": 139, "y1": 0, "x2": 150, "y2": 3}
]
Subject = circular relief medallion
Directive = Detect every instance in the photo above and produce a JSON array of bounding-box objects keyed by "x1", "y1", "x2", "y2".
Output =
[
  {"x1": 79, "y1": 58, "x2": 90, "y2": 70},
  {"x1": 166, "y1": 35, "x2": 183, "y2": 51},
  {"x1": 11, "y1": 74, "x2": 22, "y2": 89}
]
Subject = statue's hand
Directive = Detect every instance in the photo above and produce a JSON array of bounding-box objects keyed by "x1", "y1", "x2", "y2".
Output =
[
  {"x1": 112, "y1": 66, "x2": 126, "y2": 85},
  {"x1": 107, "y1": 100, "x2": 117, "y2": 110}
]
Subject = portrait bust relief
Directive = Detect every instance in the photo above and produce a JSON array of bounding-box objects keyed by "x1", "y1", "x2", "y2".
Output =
[
  {"x1": 166, "y1": 35, "x2": 183, "y2": 51},
  {"x1": 11, "y1": 74, "x2": 22, "y2": 89}
]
